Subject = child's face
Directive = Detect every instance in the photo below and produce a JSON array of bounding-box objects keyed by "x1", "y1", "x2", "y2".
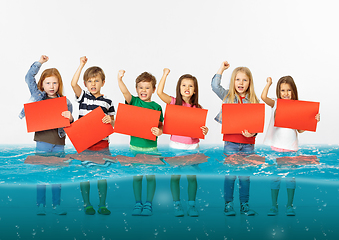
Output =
[
  {"x1": 234, "y1": 71, "x2": 249, "y2": 97},
  {"x1": 42, "y1": 76, "x2": 59, "y2": 98},
  {"x1": 279, "y1": 83, "x2": 292, "y2": 99},
  {"x1": 136, "y1": 81, "x2": 155, "y2": 102},
  {"x1": 84, "y1": 76, "x2": 105, "y2": 98},
  {"x1": 180, "y1": 78, "x2": 195, "y2": 100}
]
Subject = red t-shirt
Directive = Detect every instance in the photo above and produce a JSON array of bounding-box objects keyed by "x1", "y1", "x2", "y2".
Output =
[{"x1": 223, "y1": 96, "x2": 255, "y2": 144}]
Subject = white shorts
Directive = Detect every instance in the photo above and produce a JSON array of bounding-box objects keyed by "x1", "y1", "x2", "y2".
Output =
[{"x1": 169, "y1": 140, "x2": 199, "y2": 150}]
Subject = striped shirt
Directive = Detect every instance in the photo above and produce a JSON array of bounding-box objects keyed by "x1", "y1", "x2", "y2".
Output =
[{"x1": 77, "y1": 90, "x2": 115, "y2": 119}]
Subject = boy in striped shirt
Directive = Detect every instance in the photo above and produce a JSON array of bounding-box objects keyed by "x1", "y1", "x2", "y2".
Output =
[{"x1": 71, "y1": 56, "x2": 115, "y2": 215}]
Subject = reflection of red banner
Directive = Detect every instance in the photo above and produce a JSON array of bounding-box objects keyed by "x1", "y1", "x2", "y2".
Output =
[
  {"x1": 163, "y1": 104, "x2": 208, "y2": 139},
  {"x1": 64, "y1": 107, "x2": 114, "y2": 154},
  {"x1": 222, "y1": 104, "x2": 265, "y2": 134},
  {"x1": 25, "y1": 155, "x2": 69, "y2": 166},
  {"x1": 24, "y1": 96, "x2": 70, "y2": 133},
  {"x1": 66, "y1": 154, "x2": 118, "y2": 165},
  {"x1": 224, "y1": 154, "x2": 265, "y2": 165},
  {"x1": 276, "y1": 155, "x2": 319, "y2": 165},
  {"x1": 115, "y1": 154, "x2": 165, "y2": 166},
  {"x1": 274, "y1": 99, "x2": 319, "y2": 132},
  {"x1": 114, "y1": 103, "x2": 161, "y2": 141},
  {"x1": 164, "y1": 153, "x2": 209, "y2": 166}
]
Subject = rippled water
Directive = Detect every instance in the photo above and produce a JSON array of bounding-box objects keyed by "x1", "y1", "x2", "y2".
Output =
[
  {"x1": 0, "y1": 144, "x2": 338, "y2": 184},
  {"x1": 1, "y1": 144, "x2": 339, "y2": 239}
]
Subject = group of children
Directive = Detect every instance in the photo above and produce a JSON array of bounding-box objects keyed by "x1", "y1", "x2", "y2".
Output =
[{"x1": 21, "y1": 56, "x2": 320, "y2": 217}]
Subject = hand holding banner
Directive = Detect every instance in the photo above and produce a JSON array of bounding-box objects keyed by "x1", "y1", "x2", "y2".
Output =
[
  {"x1": 274, "y1": 99, "x2": 320, "y2": 132},
  {"x1": 24, "y1": 96, "x2": 70, "y2": 133},
  {"x1": 113, "y1": 103, "x2": 161, "y2": 141},
  {"x1": 64, "y1": 107, "x2": 114, "y2": 153},
  {"x1": 222, "y1": 103, "x2": 265, "y2": 134},
  {"x1": 163, "y1": 104, "x2": 208, "y2": 139}
]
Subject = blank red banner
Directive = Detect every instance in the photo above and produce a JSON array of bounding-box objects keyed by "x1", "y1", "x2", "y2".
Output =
[
  {"x1": 24, "y1": 96, "x2": 70, "y2": 133},
  {"x1": 274, "y1": 99, "x2": 319, "y2": 132},
  {"x1": 163, "y1": 104, "x2": 208, "y2": 139},
  {"x1": 222, "y1": 104, "x2": 265, "y2": 134},
  {"x1": 64, "y1": 107, "x2": 114, "y2": 153},
  {"x1": 113, "y1": 103, "x2": 161, "y2": 141}
]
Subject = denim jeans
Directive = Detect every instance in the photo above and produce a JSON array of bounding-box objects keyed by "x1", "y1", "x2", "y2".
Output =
[
  {"x1": 36, "y1": 141, "x2": 64, "y2": 206},
  {"x1": 223, "y1": 141, "x2": 254, "y2": 154},
  {"x1": 223, "y1": 141, "x2": 254, "y2": 203},
  {"x1": 37, "y1": 184, "x2": 61, "y2": 206},
  {"x1": 224, "y1": 175, "x2": 250, "y2": 203}
]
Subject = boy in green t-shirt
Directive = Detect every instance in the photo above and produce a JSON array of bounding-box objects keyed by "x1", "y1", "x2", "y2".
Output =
[{"x1": 117, "y1": 70, "x2": 163, "y2": 216}]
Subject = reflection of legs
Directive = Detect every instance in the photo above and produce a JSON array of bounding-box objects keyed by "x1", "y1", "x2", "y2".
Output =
[
  {"x1": 268, "y1": 177, "x2": 281, "y2": 216},
  {"x1": 51, "y1": 184, "x2": 61, "y2": 206},
  {"x1": 80, "y1": 181, "x2": 91, "y2": 207},
  {"x1": 98, "y1": 180, "x2": 107, "y2": 206},
  {"x1": 133, "y1": 175, "x2": 143, "y2": 202},
  {"x1": 37, "y1": 184, "x2": 46, "y2": 206},
  {"x1": 170, "y1": 175, "x2": 184, "y2": 217},
  {"x1": 170, "y1": 175, "x2": 181, "y2": 201},
  {"x1": 286, "y1": 178, "x2": 296, "y2": 207},
  {"x1": 187, "y1": 175, "x2": 197, "y2": 201},
  {"x1": 187, "y1": 175, "x2": 198, "y2": 217},
  {"x1": 287, "y1": 188, "x2": 295, "y2": 207},
  {"x1": 146, "y1": 175, "x2": 156, "y2": 203},
  {"x1": 224, "y1": 175, "x2": 236, "y2": 202},
  {"x1": 270, "y1": 177, "x2": 281, "y2": 207},
  {"x1": 285, "y1": 178, "x2": 296, "y2": 216},
  {"x1": 239, "y1": 176, "x2": 250, "y2": 203}
]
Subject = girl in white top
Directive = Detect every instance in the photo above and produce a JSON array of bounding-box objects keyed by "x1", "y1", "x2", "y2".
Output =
[
  {"x1": 157, "y1": 68, "x2": 208, "y2": 217},
  {"x1": 261, "y1": 76, "x2": 320, "y2": 216}
]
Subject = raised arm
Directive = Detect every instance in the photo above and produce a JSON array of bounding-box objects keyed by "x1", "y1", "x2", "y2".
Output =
[
  {"x1": 71, "y1": 56, "x2": 87, "y2": 98},
  {"x1": 117, "y1": 70, "x2": 132, "y2": 104},
  {"x1": 25, "y1": 55, "x2": 49, "y2": 96},
  {"x1": 211, "y1": 61, "x2": 230, "y2": 100},
  {"x1": 38, "y1": 55, "x2": 49, "y2": 64},
  {"x1": 157, "y1": 68, "x2": 172, "y2": 104},
  {"x1": 261, "y1": 77, "x2": 275, "y2": 108}
]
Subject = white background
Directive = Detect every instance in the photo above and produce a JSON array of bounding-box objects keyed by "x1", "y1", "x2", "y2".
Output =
[{"x1": 1, "y1": 0, "x2": 338, "y2": 146}]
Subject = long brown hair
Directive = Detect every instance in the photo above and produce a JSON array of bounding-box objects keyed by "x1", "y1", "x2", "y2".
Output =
[
  {"x1": 175, "y1": 74, "x2": 201, "y2": 108},
  {"x1": 224, "y1": 67, "x2": 259, "y2": 103},
  {"x1": 37, "y1": 68, "x2": 64, "y2": 97},
  {"x1": 276, "y1": 76, "x2": 298, "y2": 100}
]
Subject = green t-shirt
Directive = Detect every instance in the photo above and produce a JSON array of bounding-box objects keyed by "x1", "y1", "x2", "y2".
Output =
[{"x1": 129, "y1": 95, "x2": 164, "y2": 148}]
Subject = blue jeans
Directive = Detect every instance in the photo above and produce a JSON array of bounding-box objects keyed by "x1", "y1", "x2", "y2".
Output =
[
  {"x1": 36, "y1": 141, "x2": 64, "y2": 206},
  {"x1": 223, "y1": 141, "x2": 254, "y2": 203},
  {"x1": 223, "y1": 141, "x2": 254, "y2": 154}
]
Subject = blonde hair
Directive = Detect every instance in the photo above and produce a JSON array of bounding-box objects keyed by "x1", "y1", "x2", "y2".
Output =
[
  {"x1": 38, "y1": 68, "x2": 64, "y2": 97},
  {"x1": 224, "y1": 67, "x2": 259, "y2": 103}
]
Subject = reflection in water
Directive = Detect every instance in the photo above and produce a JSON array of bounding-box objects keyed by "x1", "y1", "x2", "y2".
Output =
[
  {"x1": 1, "y1": 145, "x2": 339, "y2": 238},
  {"x1": 0, "y1": 176, "x2": 338, "y2": 239}
]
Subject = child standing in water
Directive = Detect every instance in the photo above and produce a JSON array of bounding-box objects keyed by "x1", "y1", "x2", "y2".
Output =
[
  {"x1": 118, "y1": 70, "x2": 164, "y2": 216},
  {"x1": 261, "y1": 76, "x2": 320, "y2": 216},
  {"x1": 20, "y1": 55, "x2": 73, "y2": 215},
  {"x1": 157, "y1": 68, "x2": 208, "y2": 217},
  {"x1": 71, "y1": 56, "x2": 115, "y2": 215},
  {"x1": 211, "y1": 61, "x2": 259, "y2": 216}
]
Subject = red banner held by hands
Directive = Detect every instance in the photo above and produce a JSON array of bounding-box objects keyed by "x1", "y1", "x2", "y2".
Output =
[
  {"x1": 64, "y1": 107, "x2": 114, "y2": 153},
  {"x1": 222, "y1": 104, "x2": 265, "y2": 134},
  {"x1": 113, "y1": 103, "x2": 161, "y2": 141},
  {"x1": 274, "y1": 99, "x2": 319, "y2": 132},
  {"x1": 163, "y1": 104, "x2": 208, "y2": 139},
  {"x1": 24, "y1": 96, "x2": 70, "y2": 133}
]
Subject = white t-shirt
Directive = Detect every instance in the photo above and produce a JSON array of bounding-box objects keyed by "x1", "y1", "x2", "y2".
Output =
[{"x1": 263, "y1": 99, "x2": 298, "y2": 151}]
